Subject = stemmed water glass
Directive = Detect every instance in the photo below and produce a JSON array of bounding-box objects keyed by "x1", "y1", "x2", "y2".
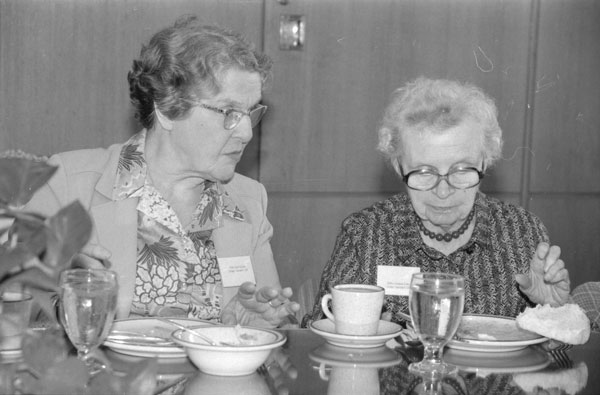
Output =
[
  {"x1": 408, "y1": 272, "x2": 465, "y2": 377},
  {"x1": 58, "y1": 269, "x2": 118, "y2": 369}
]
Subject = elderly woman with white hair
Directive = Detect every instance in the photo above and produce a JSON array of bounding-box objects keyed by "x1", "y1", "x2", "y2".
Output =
[{"x1": 304, "y1": 77, "x2": 570, "y2": 326}]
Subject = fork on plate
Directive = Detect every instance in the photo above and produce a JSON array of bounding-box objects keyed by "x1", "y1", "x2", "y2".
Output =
[
  {"x1": 547, "y1": 342, "x2": 574, "y2": 369},
  {"x1": 538, "y1": 340, "x2": 574, "y2": 369}
]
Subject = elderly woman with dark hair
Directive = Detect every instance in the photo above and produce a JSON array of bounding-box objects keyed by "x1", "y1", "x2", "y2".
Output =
[
  {"x1": 26, "y1": 15, "x2": 299, "y2": 328},
  {"x1": 304, "y1": 77, "x2": 570, "y2": 326}
]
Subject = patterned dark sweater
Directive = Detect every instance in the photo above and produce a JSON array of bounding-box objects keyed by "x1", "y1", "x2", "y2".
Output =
[{"x1": 303, "y1": 192, "x2": 549, "y2": 327}]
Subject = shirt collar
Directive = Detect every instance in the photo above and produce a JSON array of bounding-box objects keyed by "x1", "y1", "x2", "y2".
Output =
[
  {"x1": 113, "y1": 130, "x2": 245, "y2": 226},
  {"x1": 113, "y1": 130, "x2": 148, "y2": 201},
  {"x1": 187, "y1": 181, "x2": 245, "y2": 233}
]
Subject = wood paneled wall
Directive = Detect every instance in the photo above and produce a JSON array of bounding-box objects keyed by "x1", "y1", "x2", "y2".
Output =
[
  {"x1": 1, "y1": 0, "x2": 598, "y2": 301},
  {"x1": 0, "y1": 0, "x2": 263, "y2": 178},
  {"x1": 262, "y1": 0, "x2": 600, "y2": 294},
  {"x1": 263, "y1": 0, "x2": 534, "y2": 289},
  {"x1": 528, "y1": 0, "x2": 600, "y2": 287}
]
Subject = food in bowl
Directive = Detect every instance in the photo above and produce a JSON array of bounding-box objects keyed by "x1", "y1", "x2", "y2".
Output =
[
  {"x1": 233, "y1": 325, "x2": 261, "y2": 345},
  {"x1": 171, "y1": 325, "x2": 286, "y2": 376}
]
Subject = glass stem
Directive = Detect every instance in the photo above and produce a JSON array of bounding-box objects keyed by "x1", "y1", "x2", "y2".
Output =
[
  {"x1": 79, "y1": 347, "x2": 111, "y2": 377},
  {"x1": 78, "y1": 349, "x2": 93, "y2": 367},
  {"x1": 423, "y1": 344, "x2": 443, "y2": 364},
  {"x1": 422, "y1": 376, "x2": 443, "y2": 395}
]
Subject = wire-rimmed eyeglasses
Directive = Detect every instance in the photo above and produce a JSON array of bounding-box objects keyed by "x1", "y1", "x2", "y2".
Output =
[
  {"x1": 400, "y1": 165, "x2": 485, "y2": 191},
  {"x1": 197, "y1": 103, "x2": 268, "y2": 131}
]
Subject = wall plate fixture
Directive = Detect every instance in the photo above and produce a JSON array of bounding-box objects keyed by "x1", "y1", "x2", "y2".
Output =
[{"x1": 279, "y1": 14, "x2": 305, "y2": 50}]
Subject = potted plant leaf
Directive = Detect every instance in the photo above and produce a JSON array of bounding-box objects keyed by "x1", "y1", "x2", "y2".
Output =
[
  {"x1": 0, "y1": 153, "x2": 92, "y2": 318},
  {"x1": 0, "y1": 151, "x2": 157, "y2": 394}
]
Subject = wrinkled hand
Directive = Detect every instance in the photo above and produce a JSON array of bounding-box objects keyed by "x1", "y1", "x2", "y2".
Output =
[
  {"x1": 261, "y1": 348, "x2": 298, "y2": 395},
  {"x1": 71, "y1": 243, "x2": 112, "y2": 269},
  {"x1": 221, "y1": 282, "x2": 300, "y2": 328},
  {"x1": 381, "y1": 311, "x2": 392, "y2": 321},
  {"x1": 515, "y1": 242, "x2": 570, "y2": 306}
]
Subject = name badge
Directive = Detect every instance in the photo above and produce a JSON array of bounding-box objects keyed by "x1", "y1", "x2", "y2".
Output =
[
  {"x1": 217, "y1": 256, "x2": 256, "y2": 287},
  {"x1": 377, "y1": 266, "x2": 420, "y2": 296}
]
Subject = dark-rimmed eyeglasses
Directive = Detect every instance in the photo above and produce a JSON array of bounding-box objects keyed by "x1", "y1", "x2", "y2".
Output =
[
  {"x1": 400, "y1": 165, "x2": 485, "y2": 191},
  {"x1": 197, "y1": 103, "x2": 268, "y2": 131}
]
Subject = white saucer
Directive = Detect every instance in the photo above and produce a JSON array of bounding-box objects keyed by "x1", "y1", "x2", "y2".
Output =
[
  {"x1": 0, "y1": 348, "x2": 22, "y2": 363},
  {"x1": 309, "y1": 342, "x2": 402, "y2": 368},
  {"x1": 310, "y1": 319, "x2": 403, "y2": 348},
  {"x1": 443, "y1": 346, "x2": 551, "y2": 374}
]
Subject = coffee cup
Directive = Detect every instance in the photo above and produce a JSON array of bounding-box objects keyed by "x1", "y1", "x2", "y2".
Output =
[
  {"x1": 321, "y1": 284, "x2": 384, "y2": 335},
  {"x1": 318, "y1": 364, "x2": 380, "y2": 395}
]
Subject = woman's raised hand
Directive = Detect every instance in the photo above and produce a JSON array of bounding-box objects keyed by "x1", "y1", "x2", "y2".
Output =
[
  {"x1": 516, "y1": 242, "x2": 571, "y2": 306},
  {"x1": 221, "y1": 282, "x2": 301, "y2": 328},
  {"x1": 71, "y1": 243, "x2": 112, "y2": 269}
]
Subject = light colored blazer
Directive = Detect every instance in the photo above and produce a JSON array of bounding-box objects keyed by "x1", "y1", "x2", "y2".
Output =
[{"x1": 26, "y1": 143, "x2": 280, "y2": 319}]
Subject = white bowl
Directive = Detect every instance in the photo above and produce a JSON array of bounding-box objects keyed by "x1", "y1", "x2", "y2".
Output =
[
  {"x1": 184, "y1": 371, "x2": 269, "y2": 395},
  {"x1": 171, "y1": 325, "x2": 286, "y2": 376}
]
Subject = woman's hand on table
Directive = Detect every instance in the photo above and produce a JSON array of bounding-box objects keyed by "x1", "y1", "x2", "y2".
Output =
[
  {"x1": 221, "y1": 282, "x2": 301, "y2": 328},
  {"x1": 516, "y1": 242, "x2": 571, "y2": 306},
  {"x1": 71, "y1": 243, "x2": 112, "y2": 269}
]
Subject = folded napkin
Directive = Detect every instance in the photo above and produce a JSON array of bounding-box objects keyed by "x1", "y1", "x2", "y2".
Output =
[
  {"x1": 516, "y1": 304, "x2": 591, "y2": 345},
  {"x1": 512, "y1": 362, "x2": 588, "y2": 395}
]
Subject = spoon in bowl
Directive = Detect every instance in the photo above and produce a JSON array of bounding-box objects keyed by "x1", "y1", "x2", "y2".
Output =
[{"x1": 157, "y1": 318, "x2": 236, "y2": 346}]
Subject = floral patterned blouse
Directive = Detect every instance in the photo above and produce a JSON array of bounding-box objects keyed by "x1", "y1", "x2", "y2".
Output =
[{"x1": 113, "y1": 131, "x2": 245, "y2": 321}]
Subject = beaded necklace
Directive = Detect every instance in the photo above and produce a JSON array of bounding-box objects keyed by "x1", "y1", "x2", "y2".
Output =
[{"x1": 417, "y1": 208, "x2": 475, "y2": 242}]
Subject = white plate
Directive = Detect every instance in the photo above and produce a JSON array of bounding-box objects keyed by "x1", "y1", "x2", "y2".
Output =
[
  {"x1": 447, "y1": 314, "x2": 547, "y2": 352},
  {"x1": 105, "y1": 348, "x2": 196, "y2": 373},
  {"x1": 0, "y1": 349, "x2": 22, "y2": 363},
  {"x1": 444, "y1": 346, "x2": 551, "y2": 374},
  {"x1": 309, "y1": 342, "x2": 402, "y2": 368},
  {"x1": 309, "y1": 319, "x2": 403, "y2": 348},
  {"x1": 103, "y1": 317, "x2": 216, "y2": 358}
]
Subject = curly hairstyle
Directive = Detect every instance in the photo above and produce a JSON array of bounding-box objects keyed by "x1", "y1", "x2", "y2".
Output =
[
  {"x1": 127, "y1": 14, "x2": 273, "y2": 129},
  {"x1": 376, "y1": 77, "x2": 503, "y2": 175}
]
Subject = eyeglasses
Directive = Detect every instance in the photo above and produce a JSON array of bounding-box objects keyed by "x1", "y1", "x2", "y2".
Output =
[
  {"x1": 197, "y1": 103, "x2": 268, "y2": 130},
  {"x1": 401, "y1": 165, "x2": 484, "y2": 191}
]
